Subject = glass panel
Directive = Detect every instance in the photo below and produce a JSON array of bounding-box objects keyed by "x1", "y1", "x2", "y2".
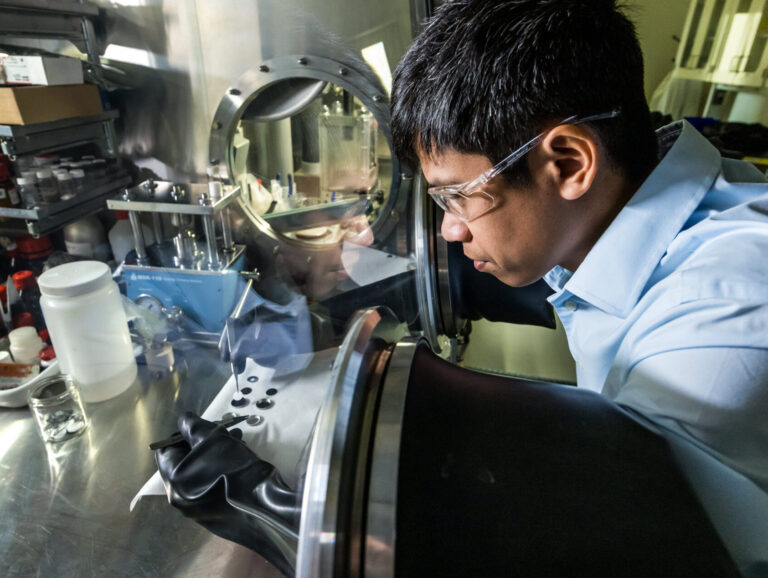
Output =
[
  {"x1": 698, "y1": 0, "x2": 726, "y2": 68},
  {"x1": 681, "y1": 0, "x2": 705, "y2": 68},
  {"x1": 745, "y1": 10, "x2": 768, "y2": 71}
]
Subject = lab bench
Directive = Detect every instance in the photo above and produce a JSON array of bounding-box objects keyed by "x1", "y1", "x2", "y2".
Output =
[{"x1": 0, "y1": 345, "x2": 283, "y2": 578}]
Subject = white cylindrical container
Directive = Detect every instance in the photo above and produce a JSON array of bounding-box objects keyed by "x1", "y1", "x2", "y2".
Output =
[
  {"x1": 8, "y1": 326, "x2": 44, "y2": 364},
  {"x1": 38, "y1": 261, "x2": 137, "y2": 402}
]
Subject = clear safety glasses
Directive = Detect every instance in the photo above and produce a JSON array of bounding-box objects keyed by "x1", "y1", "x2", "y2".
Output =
[{"x1": 426, "y1": 109, "x2": 621, "y2": 222}]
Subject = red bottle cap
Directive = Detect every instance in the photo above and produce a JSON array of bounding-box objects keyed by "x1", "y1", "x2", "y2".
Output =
[
  {"x1": 114, "y1": 210, "x2": 130, "y2": 220},
  {"x1": 12, "y1": 270, "x2": 36, "y2": 291},
  {"x1": 12, "y1": 312, "x2": 34, "y2": 328},
  {"x1": 39, "y1": 346, "x2": 56, "y2": 362},
  {"x1": 0, "y1": 284, "x2": 6, "y2": 305},
  {"x1": 16, "y1": 234, "x2": 53, "y2": 260},
  {"x1": 38, "y1": 329, "x2": 50, "y2": 343}
]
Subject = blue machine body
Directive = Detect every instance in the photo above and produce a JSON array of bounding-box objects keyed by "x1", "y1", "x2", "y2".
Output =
[{"x1": 124, "y1": 250, "x2": 247, "y2": 332}]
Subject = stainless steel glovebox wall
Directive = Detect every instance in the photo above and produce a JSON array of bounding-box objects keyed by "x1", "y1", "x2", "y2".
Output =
[{"x1": 93, "y1": 0, "x2": 416, "y2": 181}]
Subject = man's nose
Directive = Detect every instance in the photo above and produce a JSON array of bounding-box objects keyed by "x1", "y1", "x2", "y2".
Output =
[{"x1": 441, "y1": 211, "x2": 472, "y2": 242}]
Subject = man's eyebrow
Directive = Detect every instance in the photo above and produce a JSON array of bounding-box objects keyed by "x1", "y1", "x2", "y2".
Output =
[{"x1": 425, "y1": 177, "x2": 463, "y2": 188}]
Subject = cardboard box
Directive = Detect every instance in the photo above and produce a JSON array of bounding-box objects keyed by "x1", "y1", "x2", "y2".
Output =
[
  {"x1": 2, "y1": 55, "x2": 84, "y2": 86},
  {"x1": 0, "y1": 84, "x2": 103, "y2": 125}
]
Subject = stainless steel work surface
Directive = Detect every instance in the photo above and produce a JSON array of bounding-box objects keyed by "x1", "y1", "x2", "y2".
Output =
[{"x1": 0, "y1": 347, "x2": 283, "y2": 577}]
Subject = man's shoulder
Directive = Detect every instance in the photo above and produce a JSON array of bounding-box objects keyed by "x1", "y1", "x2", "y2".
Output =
[{"x1": 664, "y1": 193, "x2": 768, "y2": 300}]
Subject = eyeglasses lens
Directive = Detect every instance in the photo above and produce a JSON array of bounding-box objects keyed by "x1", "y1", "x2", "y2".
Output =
[{"x1": 440, "y1": 190, "x2": 492, "y2": 221}]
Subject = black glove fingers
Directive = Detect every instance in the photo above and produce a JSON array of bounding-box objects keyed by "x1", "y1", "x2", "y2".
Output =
[
  {"x1": 155, "y1": 442, "x2": 192, "y2": 480},
  {"x1": 178, "y1": 411, "x2": 220, "y2": 446}
]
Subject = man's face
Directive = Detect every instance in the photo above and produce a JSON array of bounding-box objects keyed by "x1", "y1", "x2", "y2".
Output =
[{"x1": 419, "y1": 148, "x2": 573, "y2": 287}]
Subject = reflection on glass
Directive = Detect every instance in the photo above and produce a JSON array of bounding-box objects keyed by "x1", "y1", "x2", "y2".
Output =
[{"x1": 230, "y1": 83, "x2": 389, "y2": 236}]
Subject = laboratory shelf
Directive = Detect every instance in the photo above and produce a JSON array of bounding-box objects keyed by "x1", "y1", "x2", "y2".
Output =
[
  {"x1": 0, "y1": 0, "x2": 99, "y2": 42},
  {"x1": 262, "y1": 197, "x2": 368, "y2": 233},
  {"x1": 0, "y1": 174, "x2": 132, "y2": 235},
  {"x1": 0, "y1": 111, "x2": 120, "y2": 157}
]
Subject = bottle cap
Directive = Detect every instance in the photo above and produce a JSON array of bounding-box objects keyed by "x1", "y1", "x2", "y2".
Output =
[
  {"x1": 39, "y1": 346, "x2": 56, "y2": 361},
  {"x1": 56, "y1": 172, "x2": 73, "y2": 182},
  {"x1": 38, "y1": 328, "x2": 50, "y2": 343},
  {"x1": 15, "y1": 177, "x2": 34, "y2": 185},
  {"x1": 16, "y1": 234, "x2": 53, "y2": 259},
  {"x1": 114, "y1": 210, "x2": 129, "y2": 220},
  {"x1": 12, "y1": 270, "x2": 36, "y2": 291},
  {"x1": 9, "y1": 325, "x2": 42, "y2": 347},
  {"x1": 0, "y1": 285, "x2": 6, "y2": 306},
  {"x1": 38, "y1": 261, "x2": 112, "y2": 299},
  {"x1": 69, "y1": 169, "x2": 86, "y2": 178},
  {"x1": 12, "y1": 312, "x2": 35, "y2": 329},
  {"x1": 36, "y1": 168, "x2": 53, "y2": 179}
]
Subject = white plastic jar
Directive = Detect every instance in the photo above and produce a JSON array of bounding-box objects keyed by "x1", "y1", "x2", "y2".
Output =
[{"x1": 38, "y1": 261, "x2": 137, "y2": 402}]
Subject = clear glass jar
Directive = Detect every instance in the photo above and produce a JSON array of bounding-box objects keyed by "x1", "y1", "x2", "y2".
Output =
[
  {"x1": 27, "y1": 374, "x2": 88, "y2": 443},
  {"x1": 69, "y1": 169, "x2": 86, "y2": 196},
  {"x1": 56, "y1": 172, "x2": 77, "y2": 200},
  {"x1": 35, "y1": 168, "x2": 60, "y2": 203}
]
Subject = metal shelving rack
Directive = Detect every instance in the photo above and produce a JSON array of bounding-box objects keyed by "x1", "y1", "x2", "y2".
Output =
[{"x1": 0, "y1": 0, "x2": 129, "y2": 236}]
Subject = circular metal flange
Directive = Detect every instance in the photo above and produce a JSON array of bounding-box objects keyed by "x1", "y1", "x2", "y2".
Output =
[
  {"x1": 364, "y1": 336, "x2": 426, "y2": 577},
  {"x1": 296, "y1": 306, "x2": 407, "y2": 577},
  {"x1": 412, "y1": 171, "x2": 442, "y2": 352},
  {"x1": 208, "y1": 54, "x2": 409, "y2": 251},
  {"x1": 413, "y1": 176, "x2": 469, "y2": 356}
]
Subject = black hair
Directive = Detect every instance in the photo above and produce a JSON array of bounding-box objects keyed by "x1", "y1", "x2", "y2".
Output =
[{"x1": 391, "y1": 0, "x2": 657, "y2": 185}]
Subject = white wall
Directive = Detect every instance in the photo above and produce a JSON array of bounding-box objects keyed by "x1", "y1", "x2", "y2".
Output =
[{"x1": 627, "y1": 0, "x2": 691, "y2": 100}]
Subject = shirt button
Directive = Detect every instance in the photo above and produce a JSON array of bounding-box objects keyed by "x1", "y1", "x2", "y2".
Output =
[{"x1": 563, "y1": 300, "x2": 578, "y2": 312}]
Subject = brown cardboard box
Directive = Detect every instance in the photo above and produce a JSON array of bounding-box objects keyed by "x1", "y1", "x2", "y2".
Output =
[{"x1": 0, "y1": 84, "x2": 103, "y2": 125}]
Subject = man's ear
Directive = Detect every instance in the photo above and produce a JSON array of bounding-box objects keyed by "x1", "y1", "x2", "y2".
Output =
[{"x1": 538, "y1": 125, "x2": 598, "y2": 201}]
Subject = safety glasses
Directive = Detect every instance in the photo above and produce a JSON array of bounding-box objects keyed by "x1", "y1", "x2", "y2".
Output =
[{"x1": 426, "y1": 109, "x2": 621, "y2": 222}]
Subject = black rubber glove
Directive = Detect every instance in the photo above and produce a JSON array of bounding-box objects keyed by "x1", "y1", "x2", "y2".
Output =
[{"x1": 156, "y1": 412, "x2": 301, "y2": 577}]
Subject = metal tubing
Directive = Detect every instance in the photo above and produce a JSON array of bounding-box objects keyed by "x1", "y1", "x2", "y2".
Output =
[
  {"x1": 152, "y1": 212, "x2": 164, "y2": 245},
  {"x1": 220, "y1": 208, "x2": 234, "y2": 253},
  {"x1": 202, "y1": 214, "x2": 220, "y2": 269},
  {"x1": 128, "y1": 210, "x2": 149, "y2": 265}
]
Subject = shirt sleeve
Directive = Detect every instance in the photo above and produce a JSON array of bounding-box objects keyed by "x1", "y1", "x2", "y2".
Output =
[{"x1": 612, "y1": 344, "x2": 768, "y2": 493}]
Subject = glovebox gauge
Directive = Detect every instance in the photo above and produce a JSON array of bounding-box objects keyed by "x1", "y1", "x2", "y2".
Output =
[{"x1": 134, "y1": 294, "x2": 166, "y2": 317}]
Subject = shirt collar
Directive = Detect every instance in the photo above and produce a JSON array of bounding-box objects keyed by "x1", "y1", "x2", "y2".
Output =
[{"x1": 546, "y1": 120, "x2": 721, "y2": 317}]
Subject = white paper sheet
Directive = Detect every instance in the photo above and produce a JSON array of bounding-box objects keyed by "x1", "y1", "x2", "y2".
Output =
[{"x1": 341, "y1": 241, "x2": 412, "y2": 287}]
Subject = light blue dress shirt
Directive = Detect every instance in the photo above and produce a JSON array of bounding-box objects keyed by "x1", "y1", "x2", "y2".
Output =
[{"x1": 544, "y1": 121, "x2": 768, "y2": 573}]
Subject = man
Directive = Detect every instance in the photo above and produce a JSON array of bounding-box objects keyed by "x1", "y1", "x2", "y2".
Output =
[{"x1": 391, "y1": 0, "x2": 768, "y2": 571}]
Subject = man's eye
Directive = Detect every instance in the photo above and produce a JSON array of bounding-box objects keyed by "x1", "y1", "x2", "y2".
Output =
[{"x1": 446, "y1": 195, "x2": 468, "y2": 210}]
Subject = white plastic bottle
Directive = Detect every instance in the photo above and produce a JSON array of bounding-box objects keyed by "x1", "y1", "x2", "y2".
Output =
[
  {"x1": 8, "y1": 326, "x2": 44, "y2": 365},
  {"x1": 108, "y1": 211, "x2": 152, "y2": 264},
  {"x1": 38, "y1": 261, "x2": 137, "y2": 402}
]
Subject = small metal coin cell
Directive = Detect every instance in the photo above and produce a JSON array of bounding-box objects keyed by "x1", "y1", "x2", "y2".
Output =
[
  {"x1": 255, "y1": 398, "x2": 274, "y2": 410},
  {"x1": 231, "y1": 397, "x2": 249, "y2": 408},
  {"x1": 246, "y1": 415, "x2": 264, "y2": 426}
]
